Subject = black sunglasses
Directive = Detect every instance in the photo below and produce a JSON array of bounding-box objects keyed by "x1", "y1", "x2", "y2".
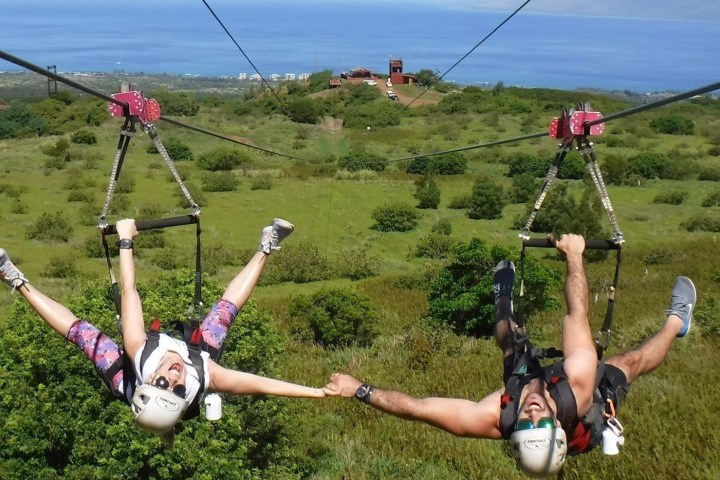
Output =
[{"x1": 152, "y1": 376, "x2": 187, "y2": 399}]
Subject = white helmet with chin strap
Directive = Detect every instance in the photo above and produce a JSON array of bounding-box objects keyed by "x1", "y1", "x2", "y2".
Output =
[
  {"x1": 510, "y1": 426, "x2": 567, "y2": 478},
  {"x1": 131, "y1": 384, "x2": 190, "y2": 434}
]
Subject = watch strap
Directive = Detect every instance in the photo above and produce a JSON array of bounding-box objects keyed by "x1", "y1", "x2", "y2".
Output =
[{"x1": 117, "y1": 238, "x2": 133, "y2": 249}]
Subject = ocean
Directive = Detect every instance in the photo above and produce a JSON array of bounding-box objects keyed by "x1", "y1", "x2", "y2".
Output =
[{"x1": 1, "y1": 0, "x2": 719, "y2": 93}]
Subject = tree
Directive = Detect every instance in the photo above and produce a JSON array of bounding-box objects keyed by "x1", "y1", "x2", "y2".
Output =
[
  {"x1": 415, "y1": 174, "x2": 441, "y2": 209},
  {"x1": 414, "y1": 68, "x2": 441, "y2": 87},
  {"x1": 287, "y1": 97, "x2": 324, "y2": 124},
  {"x1": 428, "y1": 239, "x2": 561, "y2": 335},
  {"x1": 468, "y1": 177, "x2": 506, "y2": 220},
  {"x1": 289, "y1": 288, "x2": 377, "y2": 347}
]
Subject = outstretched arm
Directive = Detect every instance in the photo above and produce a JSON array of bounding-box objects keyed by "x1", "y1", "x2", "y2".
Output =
[
  {"x1": 325, "y1": 373, "x2": 503, "y2": 439},
  {"x1": 208, "y1": 361, "x2": 335, "y2": 398},
  {"x1": 554, "y1": 234, "x2": 596, "y2": 414},
  {"x1": 116, "y1": 219, "x2": 146, "y2": 358}
]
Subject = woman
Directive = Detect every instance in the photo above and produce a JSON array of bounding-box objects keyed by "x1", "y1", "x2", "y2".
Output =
[{"x1": 0, "y1": 218, "x2": 335, "y2": 439}]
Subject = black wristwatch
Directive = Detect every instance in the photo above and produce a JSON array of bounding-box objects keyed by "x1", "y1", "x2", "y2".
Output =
[
  {"x1": 117, "y1": 238, "x2": 133, "y2": 250},
  {"x1": 355, "y1": 383, "x2": 375, "y2": 404}
]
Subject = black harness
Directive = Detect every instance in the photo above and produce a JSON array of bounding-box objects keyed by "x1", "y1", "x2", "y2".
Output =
[
  {"x1": 104, "y1": 318, "x2": 222, "y2": 420},
  {"x1": 499, "y1": 340, "x2": 608, "y2": 455}
]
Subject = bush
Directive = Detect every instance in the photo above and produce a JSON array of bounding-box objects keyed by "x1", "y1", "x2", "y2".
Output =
[
  {"x1": 371, "y1": 203, "x2": 420, "y2": 232},
  {"x1": 698, "y1": 167, "x2": 720, "y2": 181},
  {"x1": 468, "y1": 178, "x2": 506, "y2": 220},
  {"x1": 702, "y1": 191, "x2": 720, "y2": 208},
  {"x1": 338, "y1": 152, "x2": 388, "y2": 172},
  {"x1": 415, "y1": 175, "x2": 441, "y2": 209},
  {"x1": 202, "y1": 171, "x2": 239, "y2": 192},
  {"x1": 250, "y1": 175, "x2": 274, "y2": 190},
  {"x1": 406, "y1": 153, "x2": 468, "y2": 175},
  {"x1": 289, "y1": 288, "x2": 377, "y2": 347},
  {"x1": 261, "y1": 242, "x2": 332, "y2": 284},
  {"x1": 414, "y1": 233, "x2": 455, "y2": 259},
  {"x1": 507, "y1": 152, "x2": 550, "y2": 177},
  {"x1": 25, "y1": 211, "x2": 74, "y2": 242},
  {"x1": 44, "y1": 255, "x2": 79, "y2": 278},
  {"x1": 557, "y1": 151, "x2": 585, "y2": 180},
  {"x1": 510, "y1": 173, "x2": 540, "y2": 204},
  {"x1": 428, "y1": 238, "x2": 561, "y2": 335},
  {"x1": 627, "y1": 152, "x2": 670, "y2": 179},
  {"x1": 682, "y1": 214, "x2": 720, "y2": 232},
  {"x1": 147, "y1": 137, "x2": 194, "y2": 162},
  {"x1": 649, "y1": 114, "x2": 694, "y2": 135},
  {"x1": 71, "y1": 129, "x2": 97, "y2": 145},
  {"x1": 448, "y1": 195, "x2": 472, "y2": 209},
  {"x1": 197, "y1": 148, "x2": 248, "y2": 171},
  {"x1": 332, "y1": 245, "x2": 380, "y2": 281},
  {"x1": 431, "y1": 218, "x2": 452, "y2": 235},
  {"x1": 653, "y1": 190, "x2": 688, "y2": 205}
]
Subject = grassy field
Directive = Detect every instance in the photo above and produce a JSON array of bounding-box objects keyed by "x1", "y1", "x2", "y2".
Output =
[{"x1": 1, "y1": 82, "x2": 720, "y2": 479}]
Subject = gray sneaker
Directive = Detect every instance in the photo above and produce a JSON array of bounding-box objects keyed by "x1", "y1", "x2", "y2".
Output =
[
  {"x1": 667, "y1": 276, "x2": 696, "y2": 337},
  {"x1": 493, "y1": 260, "x2": 515, "y2": 306},
  {"x1": 0, "y1": 249, "x2": 29, "y2": 293},
  {"x1": 258, "y1": 218, "x2": 294, "y2": 254}
]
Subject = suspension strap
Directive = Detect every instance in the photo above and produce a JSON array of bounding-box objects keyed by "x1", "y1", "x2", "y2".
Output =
[
  {"x1": 519, "y1": 103, "x2": 623, "y2": 244},
  {"x1": 100, "y1": 87, "x2": 203, "y2": 335}
]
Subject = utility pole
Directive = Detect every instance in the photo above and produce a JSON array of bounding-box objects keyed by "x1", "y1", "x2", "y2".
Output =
[{"x1": 47, "y1": 65, "x2": 57, "y2": 96}]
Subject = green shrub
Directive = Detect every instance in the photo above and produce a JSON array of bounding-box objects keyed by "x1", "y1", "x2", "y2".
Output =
[
  {"x1": 698, "y1": 167, "x2": 720, "y2": 181},
  {"x1": 653, "y1": 190, "x2": 688, "y2": 205},
  {"x1": 406, "y1": 152, "x2": 467, "y2": 175},
  {"x1": 448, "y1": 194, "x2": 472, "y2": 209},
  {"x1": 681, "y1": 214, "x2": 720, "y2": 232},
  {"x1": 202, "y1": 171, "x2": 239, "y2": 192},
  {"x1": 371, "y1": 203, "x2": 420, "y2": 232},
  {"x1": 250, "y1": 175, "x2": 274, "y2": 190},
  {"x1": 25, "y1": 212, "x2": 74, "y2": 242},
  {"x1": 428, "y1": 239, "x2": 561, "y2": 336},
  {"x1": 431, "y1": 218, "x2": 452, "y2": 235},
  {"x1": 44, "y1": 254, "x2": 79, "y2": 278},
  {"x1": 289, "y1": 288, "x2": 377, "y2": 347},
  {"x1": 703, "y1": 191, "x2": 720, "y2": 207},
  {"x1": 649, "y1": 114, "x2": 694, "y2": 135},
  {"x1": 197, "y1": 148, "x2": 248, "y2": 171},
  {"x1": 627, "y1": 152, "x2": 670, "y2": 179},
  {"x1": 415, "y1": 175, "x2": 441, "y2": 209},
  {"x1": 468, "y1": 178, "x2": 506, "y2": 220},
  {"x1": 67, "y1": 190, "x2": 95, "y2": 203},
  {"x1": 414, "y1": 233, "x2": 455, "y2": 259},
  {"x1": 71, "y1": 129, "x2": 97, "y2": 145},
  {"x1": 338, "y1": 152, "x2": 388, "y2": 172},
  {"x1": 261, "y1": 242, "x2": 332, "y2": 284},
  {"x1": 557, "y1": 151, "x2": 585, "y2": 180},
  {"x1": 147, "y1": 137, "x2": 194, "y2": 161},
  {"x1": 510, "y1": 173, "x2": 540, "y2": 204}
]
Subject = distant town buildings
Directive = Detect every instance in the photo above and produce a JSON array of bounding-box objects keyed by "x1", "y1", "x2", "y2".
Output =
[{"x1": 240, "y1": 72, "x2": 311, "y2": 82}]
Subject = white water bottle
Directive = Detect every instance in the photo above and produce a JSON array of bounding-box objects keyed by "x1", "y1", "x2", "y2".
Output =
[
  {"x1": 602, "y1": 417, "x2": 624, "y2": 455},
  {"x1": 204, "y1": 393, "x2": 222, "y2": 421}
]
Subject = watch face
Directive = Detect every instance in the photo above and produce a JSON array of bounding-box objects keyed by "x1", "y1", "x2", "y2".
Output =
[{"x1": 355, "y1": 385, "x2": 369, "y2": 399}]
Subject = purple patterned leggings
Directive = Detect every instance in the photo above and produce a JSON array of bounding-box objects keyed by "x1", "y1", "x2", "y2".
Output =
[{"x1": 66, "y1": 299, "x2": 238, "y2": 395}]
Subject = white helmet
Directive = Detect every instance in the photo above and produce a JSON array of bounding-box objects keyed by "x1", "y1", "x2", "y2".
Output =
[
  {"x1": 510, "y1": 426, "x2": 567, "y2": 478},
  {"x1": 131, "y1": 384, "x2": 190, "y2": 434}
]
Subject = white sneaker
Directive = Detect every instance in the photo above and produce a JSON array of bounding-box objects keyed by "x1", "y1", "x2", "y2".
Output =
[
  {"x1": 0, "y1": 249, "x2": 29, "y2": 293},
  {"x1": 258, "y1": 218, "x2": 294, "y2": 254}
]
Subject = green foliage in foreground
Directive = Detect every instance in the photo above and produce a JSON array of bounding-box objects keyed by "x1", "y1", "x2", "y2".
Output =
[
  {"x1": 428, "y1": 238, "x2": 562, "y2": 335},
  {"x1": 0, "y1": 273, "x2": 309, "y2": 480}
]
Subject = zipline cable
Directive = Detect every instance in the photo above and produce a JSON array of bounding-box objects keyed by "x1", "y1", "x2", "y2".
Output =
[
  {"x1": 200, "y1": 0, "x2": 289, "y2": 115},
  {"x1": 406, "y1": 0, "x2": 533, "y2": 108},
  {"x1": 389, "y1": 81, "x2": 720, "y2": 164},
  {"x1": 159, "y1": 116, "x2": 305, "y2": 161}
]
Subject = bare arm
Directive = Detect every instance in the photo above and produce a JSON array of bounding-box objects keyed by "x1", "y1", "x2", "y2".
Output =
[
  {"x1": 555, "y1": 234, "x2": 597, "y2": 415},
  {"x1": 116, "y1": 219, "x2": 146, "y2": 358},
  {"x1": 326, "y1": 373, "x2": 503, "y2": 439},
  {"x1": 208, "y1": 361, "x2": 335, "y2": 398}
]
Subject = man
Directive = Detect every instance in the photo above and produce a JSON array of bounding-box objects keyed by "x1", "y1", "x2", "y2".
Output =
[{"x1": 326, "y1": 234, "x2": 695, "y2": 477}]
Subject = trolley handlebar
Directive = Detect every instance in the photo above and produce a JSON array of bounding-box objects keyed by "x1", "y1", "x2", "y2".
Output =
[
  {"x1": 103, "y1": 215, "x2": 198, "y2": 235},
  {"x1": 523, "y1": 237, "x2": 621, "y2": 250}
]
